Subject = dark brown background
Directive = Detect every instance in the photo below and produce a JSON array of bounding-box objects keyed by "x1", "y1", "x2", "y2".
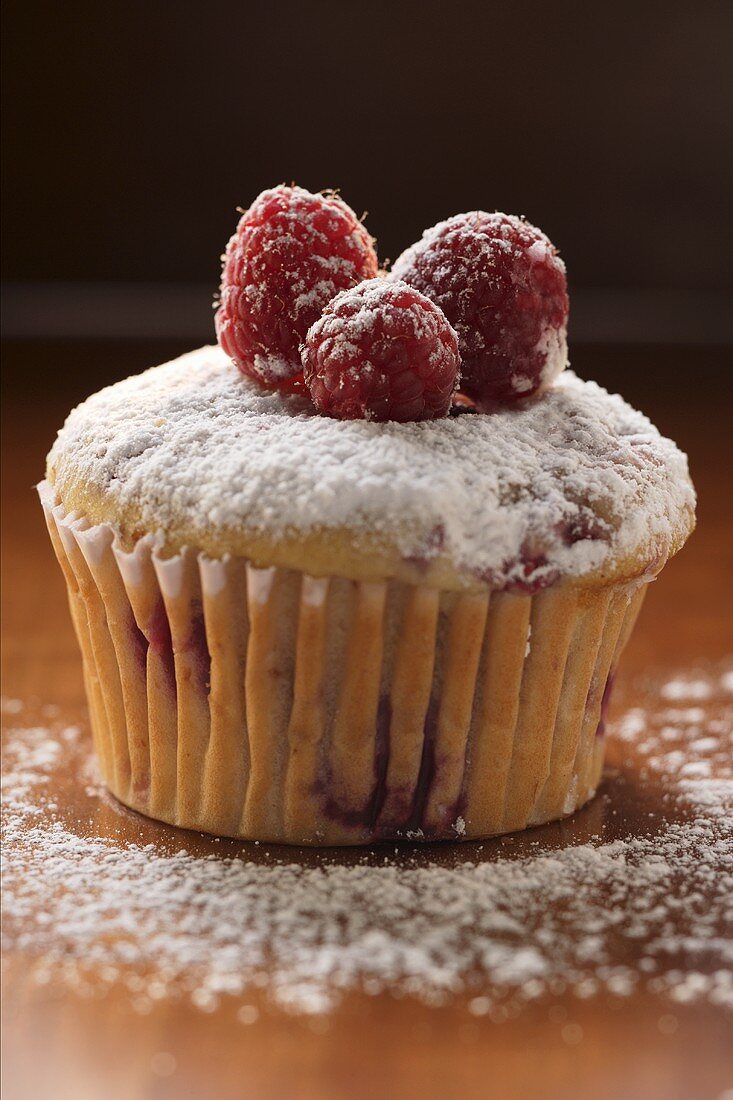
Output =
[{"x1": 2, "y1": 0, "x2": 733, "y2": 346}]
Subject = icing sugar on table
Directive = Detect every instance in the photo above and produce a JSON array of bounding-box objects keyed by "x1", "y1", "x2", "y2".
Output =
[{"x1": 2, "y1": 664, "x2": 732, "y2": 1020}]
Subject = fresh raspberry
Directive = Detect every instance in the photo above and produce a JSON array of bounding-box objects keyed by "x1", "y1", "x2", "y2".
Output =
[
  {"x1": 215, "y1": 185, "x2": 378, "y2": 388},
  {"x1": 391, "y1": 212, "x2": 568, "y2": 407},
  {"x1": 302, "y1": 279, "x2": 460, "y2": 423}
]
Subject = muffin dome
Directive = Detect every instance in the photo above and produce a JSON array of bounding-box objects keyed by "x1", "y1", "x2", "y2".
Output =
[{"x1": 46, "y1": 345, "x2": 695, "y2": 591}]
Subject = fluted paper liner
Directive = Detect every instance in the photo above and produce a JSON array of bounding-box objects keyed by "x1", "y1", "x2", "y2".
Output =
[{"x1": 39, "y1": 481, "x2": 649, "y2": 845}]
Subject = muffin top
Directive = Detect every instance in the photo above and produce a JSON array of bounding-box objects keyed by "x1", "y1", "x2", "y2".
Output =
[{"x1": 46, "y1": 345, "x2": 695, "y2": 591}]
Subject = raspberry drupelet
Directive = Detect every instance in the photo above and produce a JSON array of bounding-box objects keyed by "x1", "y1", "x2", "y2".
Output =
[
  {"x1": 216, "y1": 185, "x2": 379, "y2": 388},
  {"x1": 302, "y1": 279, "x2": 460, "y2": 423},
  {"x1": 391, "y1": 212, "x2": 568, "y2": 407}
]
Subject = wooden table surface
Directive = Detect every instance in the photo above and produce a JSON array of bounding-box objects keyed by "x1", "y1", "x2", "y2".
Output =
[{"x1": 2, "y1": 342, "x2": 732, "y2": 1100}]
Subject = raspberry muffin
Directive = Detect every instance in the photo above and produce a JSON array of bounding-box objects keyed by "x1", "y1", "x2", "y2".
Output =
[{"x1": 40, "y1": 187, "x2": 695, "y2": 845}]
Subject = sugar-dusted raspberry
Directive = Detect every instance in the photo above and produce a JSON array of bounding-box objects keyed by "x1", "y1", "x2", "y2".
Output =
[
  {"x1": 215, "y1": 185, "x2": 378, "y2": 387},
  {"x1": 302, "y1": 279, "x2": 460, "y2": 423},
  {"x1": 391, "y1": 212, "x2": 568, "y2": 407}
]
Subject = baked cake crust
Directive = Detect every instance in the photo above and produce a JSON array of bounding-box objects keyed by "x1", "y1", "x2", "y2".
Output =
[{"x1": 46, "y1": 346, "x2": 695, "y2": 592}]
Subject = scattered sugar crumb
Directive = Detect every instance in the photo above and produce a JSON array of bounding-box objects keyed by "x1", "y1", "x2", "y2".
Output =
[
  {"x1": 150, "y1": 1052, "x2": 176, "y2": 1078},
  {"x1": 661, "y1": 678, "x2": 713, "y2": 701},
  {"x1": 2, "y1": 665, "x2": 731, "y2": 1019},
  {"x1": 237, "y1": 1005, "x2": 259, "y2": 1025}
]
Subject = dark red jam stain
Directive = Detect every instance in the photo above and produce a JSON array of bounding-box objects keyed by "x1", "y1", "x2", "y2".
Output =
[
  {"x1": 556, "y1": 512, "x2": 611, "y2": 546},
  {"x1": 321, "y1": 697, "x2": 468, "y2": 841},
  {"x1": 510, "y1": 567, "x2": 556, "y2": 594},
  {"x1": 595, "y1": 670, "x2": 616, "y2": 739},
  {"x1": 474, "y1": 549, "x2": 558, "y2": 595},
  {"x1": 376, "y1": 788, "x2": 414, "y2": 831},
  {"x1": 406, "y1": 695, "x2": 440, "y2": 832},
  {"x1": 129, "y1": 615, "x2": 149, "y2": 671},
  {"x1": 403, "y1": 555, "x2": 430, "y2": 575},
  {"x1": 428, "y1": 523, "x2": 446, "y2": 554},
  {"x1": 472, "y1": 512, "x2": 613, "y2": 596},
  {"x1": 147, "y1": 598, "x2": 176, "y2": 693},
  {"x1": 144, "y1": 601, "x2": 211, "y2": 695},
  {"x1": 184, "y1": 604, "x2": 211, "y2": 693},
  {"x1": 320, "y1": 799, "x2": 369, "y2": 830},
  {"x1": 406, "y1": 697, "x2": 471, "y2": 840},
  {"x1": 511, "y1": 554, "x2": 559, "y2": 595},
  {"x1": 368, "y1": 696, "x2": 391, "y2": 829},
  {"x1": 321, "y1": 696, "x2": 392, "y2": 830}
]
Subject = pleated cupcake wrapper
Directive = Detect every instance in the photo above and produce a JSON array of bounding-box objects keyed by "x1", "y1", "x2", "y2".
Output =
[{"x1": 39, "y1": 480, "x2": 649, "y2": 845}]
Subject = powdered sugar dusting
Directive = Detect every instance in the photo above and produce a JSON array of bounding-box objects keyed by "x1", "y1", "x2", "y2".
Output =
[
  {"x1": 536, "y1": 323, "x2": 568, "y2": 389},
  {"x1": 47, "y1": 346, "x2": 694, "y2": 588},
  {"x1": 2, "y1": 665, "x2": 731, "y2": 1019}
]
